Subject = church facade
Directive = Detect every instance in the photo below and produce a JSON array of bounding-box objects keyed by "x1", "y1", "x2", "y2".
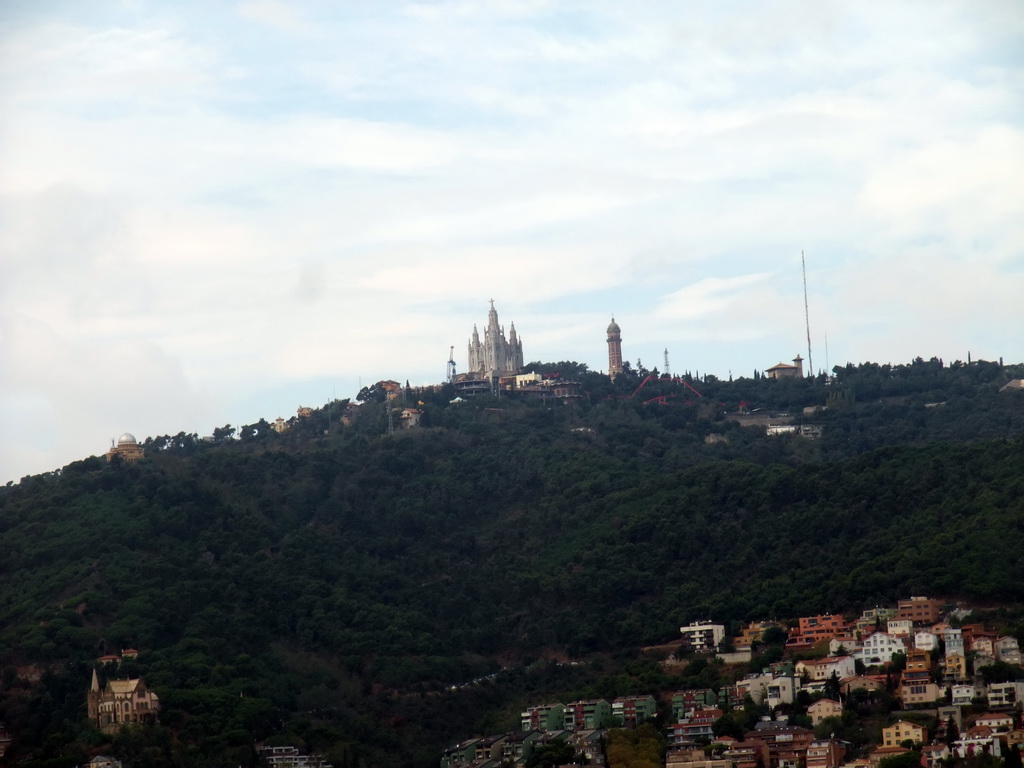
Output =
[
  {"x1": 87, "y1": 670, "x2": 160, "y2": 734},
  {"x1": 467, "y1": 301, "x2": 524, "y2": 377}
]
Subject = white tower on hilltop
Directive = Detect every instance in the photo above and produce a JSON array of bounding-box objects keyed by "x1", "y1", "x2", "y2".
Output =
[{"x1": 467, "y1": 300, "x2": 524, "y2": 377}]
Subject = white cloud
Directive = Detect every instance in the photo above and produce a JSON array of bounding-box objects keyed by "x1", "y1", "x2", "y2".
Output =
[{"x1": 1, "y1": 0, "x2": 1022, "y2": 481}]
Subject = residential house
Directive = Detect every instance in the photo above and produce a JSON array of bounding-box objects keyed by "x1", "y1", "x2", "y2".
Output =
[
  {"x1": 944, "y1": 653, "x2": 969, "y2": 682},
  {"x1": 995, "y1": 637, "x2": 1022, "y2": 665},
  {"x1": 829, "y1": 636, "x2": 860, "y2": 656},
  {"x1": 796, "y1": 656, "x2": 856, "y2": 682},
  {"x1": 896, "y1": 596, "x2": 944, "y2": 625},
  {"x1": 680, "y1": 622, "x2": 726, "y2": 653},
  {"x1": 1005, "y1": 729, "x2": 1024, "y2": 749},
  {"x1": 672, "y1": 709, "x2": 723, "y2": 745},
  {"x1": 612, "y1": 695, "x2": 657, "y2": 727},
  {"x1": 853, "y1": 607, "x2": 897, "y2": 635},
  {"x1": 881, "y1": 720, "x2": 927, "y2": 747},
  {"x1": 718, "y1": 685, "x2": 744, "y2": 711},
  {"x1": 521, "y1": 703, "x2": 565, "y2": 731},
  {"x1": 736, "y1": 673, "x2": 775, "y2": 706},
  {"x1": 563, "y1": 699, "x2": 612, "y2": 730},
  {"x1": 886, "y1": 620, "x2": 912, "y2": 638},
  {"x1": 808, "y1": 699, "x2": 842, "y2": 726},
  {"x1": 788, "y1": 615, "x2": 849, "y2": 650},
  {"x1": 971, "y1": 634, "x2": 997, "y2": 658},
  {"x1": 920, "y1": 744, "x2": 950, "y2": 768},
  {"x1": 855, "y1": 633, "x2": 905, "y2": 666},
  {"x1": 899, "y1": 649, "x2": 941, "y2": 706},
  {"x1": 988, "y1": 681, "x2": 1024, "y2": 708},
  {"x1": 913, "y1": 631, "x2": 938, "y2": 652},
  {"x1": 954, "y1": 726, "x2": 1003, "y2": 759},
  {"x1": 440, "y1": 737, "x2": 507, "y2": 768},
  {"x1": 974, "y1": 713, "x2": 1014, "y2": 733},
  {"x1": 951, "y1": 684, "x2": 977, "y2": 707},
  {"x1": 839, "y1": 675, "x2": 886, "y2": 695},
  {"x1": 722, "y1": 741, "x2": 772, "y2": 768},
  {"x1": 973, "y1": 654, "x2": 997, "y2": 675},
  {"x1": 673, "y1": 689, "x2": 720, "y2": 720},
  {"x1": 745, "y1": 721, "x2": 815, "y2": 768},
  {"x1": 736, "y1": 622, "x2": 781, "y2": 650},
  {"x1": 499, "y1": 731, "x2": 542, "y2": 764},
  {"x1": 567, "y1": 729, "x2": 605, "y2": 765},
  {"x1": 944, "y1": 628, "x2": 965, "y2": 655},
  {"x1": 806, "y1": 740, "x2": 846, "y2": 768},
  {"x1": 766, "y1": 676, "x2": 799, "y2": 708}
]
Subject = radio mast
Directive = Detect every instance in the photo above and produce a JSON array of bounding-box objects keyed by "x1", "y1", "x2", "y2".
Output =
[{"x1": 802, "y1": 250, "x2": 813, "y2": 377}]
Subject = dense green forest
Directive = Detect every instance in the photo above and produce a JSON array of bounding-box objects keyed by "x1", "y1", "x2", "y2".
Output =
[{"x1": 1, "y1": 358, "x2": 1023, "y2": 767}]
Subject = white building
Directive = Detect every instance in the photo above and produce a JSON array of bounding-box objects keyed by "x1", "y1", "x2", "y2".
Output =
[
  {"x1": 914, "y1": 631, "x2": 938, "y2": 652},
  {"x1": 944, "y1": 628, "x2": 964, "y2": 655},
  {"x1": 680, "y1": 621, "x2": 726, "y2": 653},
  {"x1": 855, "y1": 633, "x2": 905, "y2": 666},
  {"x1": 887, "y1": 620, "x2": 913, "y2": 638},
  {"x1": 951, "y1": 685, "x2": 976, "y2": 706}
]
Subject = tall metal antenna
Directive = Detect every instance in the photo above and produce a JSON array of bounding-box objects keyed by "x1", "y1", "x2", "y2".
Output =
[
  {"x1": 664, "y1": 348, "x2": 671, "y2": 378},
  {"x1": 802, "y1": 250, "x2": 813, "y2": 377}
]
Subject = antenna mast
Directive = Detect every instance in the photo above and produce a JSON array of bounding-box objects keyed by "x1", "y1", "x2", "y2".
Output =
[
  {"x1": 802, "y1": 250, "x2": 813, "y2": 377},
  {"x1": 664, "y1": 348, "x2": 671, "y2": 378}
]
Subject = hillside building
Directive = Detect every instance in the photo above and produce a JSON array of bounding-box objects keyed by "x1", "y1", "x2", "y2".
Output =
[
  {"x1": 105, "y1": 433, "x2": 144, "y2": 464},
  {"x1": 679, "y1": 621, "x2": 726, "y2": 652},
  {"x1": 467, "y1": 301, "x2": 523, "y2": 378},
  {"x1": 766, "y1": 356, "x2": 804, "y2": 380},
  {"x1": 87, "y1": 670, "x2": 160, "y2": 734}
]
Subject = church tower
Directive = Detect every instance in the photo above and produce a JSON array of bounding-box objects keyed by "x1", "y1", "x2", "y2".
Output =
[
  {"x1": 607, "y1": 317, "x2": 623, "y2": 380},
  {"x1": 467, "y1": 301, "x2": 524, "y2": 378}
]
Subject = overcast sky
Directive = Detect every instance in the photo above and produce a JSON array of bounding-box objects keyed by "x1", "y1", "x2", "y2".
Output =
[{"x1": 2, "y1": 0, "x2": 1022, "y2": 483}]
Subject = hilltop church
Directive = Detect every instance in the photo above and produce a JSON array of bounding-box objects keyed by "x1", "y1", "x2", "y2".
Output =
[{"x1": 467, "y1": 301, "x2": 524, "y2": 378}]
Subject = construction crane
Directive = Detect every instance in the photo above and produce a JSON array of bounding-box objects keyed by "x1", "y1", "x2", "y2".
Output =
[{"x1": 447, "y1": 346, "x2": 456, "y2": 383}]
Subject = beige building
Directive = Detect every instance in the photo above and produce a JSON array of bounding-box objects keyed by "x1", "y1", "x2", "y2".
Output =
[
  {"x1": 105, "y1": 433, "x2": 144, "y2": 464},
  {"x1": 808, "y1": 699, "x2": 843, "y2": 725},
  {"x1": 882, "y1": 720, "x2": 927, "y2": 747},
  {"x1": 87, "y1": 670, "x2": 160, "y2": 734},
  {"x1": 766, "y1": 355, "x2": 804, "y2": 379}
]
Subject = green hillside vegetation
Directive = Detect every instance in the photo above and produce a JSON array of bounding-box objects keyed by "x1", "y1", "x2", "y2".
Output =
[{"x1": 1, "y1": 358, "x2": 1023, "y2": 767}]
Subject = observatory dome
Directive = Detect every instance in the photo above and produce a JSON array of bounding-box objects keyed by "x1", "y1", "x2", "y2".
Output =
[{"x1": 117, "y1": 433, "x2": 138, "y2": 446}]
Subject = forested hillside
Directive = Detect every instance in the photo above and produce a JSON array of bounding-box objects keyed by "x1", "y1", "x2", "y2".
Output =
[{"x1": 1, "y1": 358, "x2": 1023, "y2": 767}]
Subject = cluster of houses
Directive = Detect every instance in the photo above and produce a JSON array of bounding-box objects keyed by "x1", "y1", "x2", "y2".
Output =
[{"x1": 441, "y1": 597, "x2": 1024, "y2": 768}]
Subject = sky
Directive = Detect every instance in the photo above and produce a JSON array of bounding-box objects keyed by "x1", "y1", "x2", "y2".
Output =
[{"x1": 1, "y1": 0, "x2": 1022, "y2": 483}]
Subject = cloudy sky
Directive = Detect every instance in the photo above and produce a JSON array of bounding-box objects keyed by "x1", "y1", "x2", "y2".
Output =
[{"x1": 2, "y1": 0, "x2": 1022, "y2": 482}]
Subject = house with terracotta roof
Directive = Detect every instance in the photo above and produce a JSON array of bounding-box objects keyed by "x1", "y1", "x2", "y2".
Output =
[
  {"x1": 974, "y1": 712, "x2": 1014, "y2": 732},
  {"x1": 920, "y1": 744, "x2": 949, "y2": 768}
]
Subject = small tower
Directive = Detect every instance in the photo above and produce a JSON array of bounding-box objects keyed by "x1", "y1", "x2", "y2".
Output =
[{"x1": 607, "y1": 317, "x2": 623, "y2": 381}]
